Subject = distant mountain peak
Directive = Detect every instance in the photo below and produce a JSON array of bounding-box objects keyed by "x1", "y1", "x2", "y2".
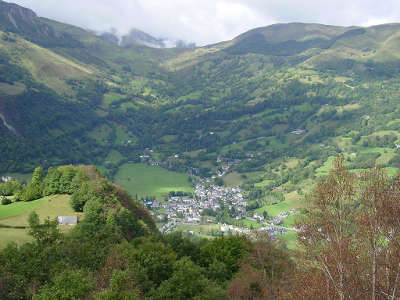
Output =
[
  {"x1": 0, "y1": 0, "x2": 79, "y2": 47},
  {"x1": 121, "y1": 28, "x2": 165, "y2": 48},
  {"x1": 0, "y1": 0, "x2": 39, "y2": 30},
  {"x1": 99, "y1": 27, "x2": 196, "y2": 49}
]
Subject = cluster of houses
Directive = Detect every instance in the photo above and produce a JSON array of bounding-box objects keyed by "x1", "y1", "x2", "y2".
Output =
[
  {"x1": 154, "y1": 181, "x2": 247, "y2": 233},
  {"x1": 220, "y1": 223, "x2": 287, "y2": 237},
  {"x1": 194, "y1": 181, "x2": 247, "y2": 214},
  {"x1": 147, "y1": 175, "x2": 297, "y2": 238},
  {"x1": 272, "y1": 209, "x2": 296, "y2": 225},
  {"x1": 137, "y1": 151, "x2": 296, "y2": 238},
  {"x1": 1, "y1": 176, "x2": 12, "y2": 182}
]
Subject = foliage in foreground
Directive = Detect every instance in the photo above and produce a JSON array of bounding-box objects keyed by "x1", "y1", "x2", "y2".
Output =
[
  {"x1": 3, "y1": 159, "x2": 400, "y2": 299},
  {"x1": 0, "y1": 165, "x2": 292, "y2": 299},
  {"x1": 288, "y1": 157, "x2": 400, "y2": 299}
]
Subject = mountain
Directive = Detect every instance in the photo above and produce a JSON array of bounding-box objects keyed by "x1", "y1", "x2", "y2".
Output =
[
  {"x1": 0, "y1": 0, "x2": 80, "y2": 47},
  {"x1": 121, "y1": 28, "x2": 165, "y2": 48},
  {"x1": 1, "y1": 1, "x2": 400, "y2": 204}
]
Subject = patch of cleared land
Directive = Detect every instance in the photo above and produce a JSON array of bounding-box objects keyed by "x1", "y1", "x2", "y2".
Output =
[
  {"x1": 0, "y1": 194, "x2": 79, "y2": 248},
  {"x1": 114, "y1": 163, "x2": 193, "y2": 200}
]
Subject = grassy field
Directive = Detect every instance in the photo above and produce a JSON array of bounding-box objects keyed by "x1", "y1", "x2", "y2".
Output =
[
  {"x1": 241, "y1": 219, "x2": 263, "y2": 229},
  {"x1": 176, "y1": 224, "x2": 220, "y2": 233},
  {"x1": 0, "y1": 194, "x2": 79, "y2": 248},
  {"x1": 223, "y1": 172, "x2": 244, "y2": 186},
  {"x1": 0, "y1": 197, "x2": 49, "y2": 220},
  {"x1": 255, "y1": 190, "x2": 304, "y2": 218},
  {"x1": 315, "y1": 156, "x2": 336, "y2": 177},
  {"x1": 114, "y1": 163, "x2": 193, "y2": 200},
  {"x1": 281, "y1": 213, "x2": 299, "y2": 227},
  {"x1": 278, "y1": 231, "x2": 299, "y2": 250}
]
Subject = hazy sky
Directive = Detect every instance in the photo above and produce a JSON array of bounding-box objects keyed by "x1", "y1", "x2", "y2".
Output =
[{"x1": 7, "y1": 0, "x2": 400, "y2": 45}]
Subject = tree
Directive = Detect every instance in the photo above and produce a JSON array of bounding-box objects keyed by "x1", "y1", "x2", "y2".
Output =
[
  {"x1": 295, "y1": 157, "x2": 400, "y2": 299},
  {"x1": 356, "y1": 168, "x2": 400, "y2": 299},
  {"x1": 28, "y1": 211, "x2": 61, "y2": 246},
  {"x1": 200, "y1": 235, "x2": 250, "y2": 281},
  {"x1": 33, "y1": 269, "x2": 94, "y2": 300},
  {"x1": 153, "y1": 257, "x2": 224, "y2": 300},
  {"x1": 31, "y1": 166, "x2": 44, "y2": 187},
  {"x1": 296, "y1": 157, "x2": 358, "y2": 299}
]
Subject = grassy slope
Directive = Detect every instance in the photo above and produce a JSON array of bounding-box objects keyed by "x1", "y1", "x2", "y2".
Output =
[
  {"x1": 0, "y1": 194, "x2": 78, "y2": 248},
  {"x1": 114, "y1": 163, "x2": 193, "y2": 200},
  {"x1": 0, "y1": 30, "x2": 93, "y2": 95}
]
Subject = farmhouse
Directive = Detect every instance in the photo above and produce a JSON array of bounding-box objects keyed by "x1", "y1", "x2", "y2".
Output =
[{"x1": 57, "y1": 216, "x2": 78, "y2": 225}]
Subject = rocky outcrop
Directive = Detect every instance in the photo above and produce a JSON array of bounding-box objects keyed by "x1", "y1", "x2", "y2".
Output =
[{"x1": 0, "y1": 0, "x2": 80, "y2": 47}]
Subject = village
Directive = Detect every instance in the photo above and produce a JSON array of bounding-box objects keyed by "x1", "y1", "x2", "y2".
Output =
[{"x1": 143, "y1": 178, "x2": 295, "y2": 238}]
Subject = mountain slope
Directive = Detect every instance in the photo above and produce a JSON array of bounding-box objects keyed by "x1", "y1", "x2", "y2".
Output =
[{"x1": 1, "y1": 1, "x2": 400, "y2": 193}]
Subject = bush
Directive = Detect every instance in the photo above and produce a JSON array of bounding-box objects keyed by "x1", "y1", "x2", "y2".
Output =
[
  {"x1": 0, "y1": 181, "x2": 22, "y2": 196},
  {"x1": 1, "y1": 197, "x2": 11, "y2": 205}
]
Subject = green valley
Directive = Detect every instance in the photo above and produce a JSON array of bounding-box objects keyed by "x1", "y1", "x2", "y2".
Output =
[
  {"x1": 2, "y1": 1, "x2": 400, "y2": 298},
  {"x1": 2, "y1": 0, "x2": 400, "y2": 240}
]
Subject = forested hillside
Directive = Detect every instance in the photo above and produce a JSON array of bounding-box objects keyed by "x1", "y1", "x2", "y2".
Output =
[{"x1": 1, "y1": 0, "x2": 400, "y2": 181}]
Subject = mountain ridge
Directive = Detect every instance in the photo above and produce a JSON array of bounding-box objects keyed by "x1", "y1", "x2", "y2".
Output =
[{"x1": 1, "y1": 1, "x2": 400, "y2": 190}]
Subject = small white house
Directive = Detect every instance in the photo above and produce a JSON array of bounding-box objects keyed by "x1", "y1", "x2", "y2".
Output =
[{"x1": 57, "y1": 216, "x2": 78, "y2": 225}]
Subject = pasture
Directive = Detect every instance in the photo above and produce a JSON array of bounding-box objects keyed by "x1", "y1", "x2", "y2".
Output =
[
  {"x1": 114, "y1": 163, "x2": 193, "y2": 200},
  {"x1": 0, "y1": 194, "x2": 78, "y2": 248}
]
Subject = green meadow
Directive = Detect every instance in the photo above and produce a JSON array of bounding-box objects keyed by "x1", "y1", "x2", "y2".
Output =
[
  {"x1": 0, "y1": 195, "x2": 79, "y2": 248},
  {"x1": 114, "y1": 163, "x2": 193, "y2": 200}
]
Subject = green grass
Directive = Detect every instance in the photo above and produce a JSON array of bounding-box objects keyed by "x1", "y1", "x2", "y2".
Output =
[
  {"x1": 278, "y1": 231, "x2": 299, "y2": 250},
  {"x1": 176, "y1": 224, "x2": 220, "y2": 233},
  {"x1": 383, "y1": 167, "x2": 400, "y2": 176},
  {"x1": 0, "y1": 228, "x2": 32, "y2": 247},
  {"x1": 255, "y1": 201, "x2": 293, "y2": 218},
  {"x1": 254, "y1": 179, "x2": 273, "y2": 188},
  {"x1": 0, "y1": 194, "x2": 78, "y2": 248},
  {"x1": 315, "y1": 156, "x2": 336, "y2": 177},
  {"x1": 0, "y1": 195, "x2": 77, "y2": 227},
  {"x1": 87, "y1": 124, "x2": 112, "y2": 143},
  {"x1": 241, "y1": 219, "x2": 263, "y2": 229},
  {"x1": 359, "y1": 147, "x2": 394, "y2": 154},
  {"x1": 0, "y1": 197, "x2": 49, "y2": 220},
  {"x1": 223, "y1": 172, "x2": 244, "y2": 186},
  {"x1": 115, "y1": 127, "x2": 137, "y2": 145},
  {"x1": 114, "y1": 163, "x2": 193, "y2": 200},
  {"x1": 102, "y1": 92, "x2": 124, "y2": 108},
  {"x1": 281, "y1": 213, "x2": 299, "y2": 227},
  {"x1": 255, "y1": 189, "x2": 302, "y2": 216}
]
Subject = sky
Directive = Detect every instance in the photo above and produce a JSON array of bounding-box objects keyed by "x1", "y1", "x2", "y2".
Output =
[{"x1": 7, "y1": 0, "x2": 400, "y2": 46}]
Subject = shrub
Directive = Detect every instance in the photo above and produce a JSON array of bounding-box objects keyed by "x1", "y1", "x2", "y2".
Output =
[{"x1": 1, "y1": 197, "x2": 11, "y2": 205}]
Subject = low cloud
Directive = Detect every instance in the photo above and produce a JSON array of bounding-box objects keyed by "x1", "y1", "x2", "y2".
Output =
[{"x1": 7, "y1": 0, "x2": 400, "y2": 45}]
